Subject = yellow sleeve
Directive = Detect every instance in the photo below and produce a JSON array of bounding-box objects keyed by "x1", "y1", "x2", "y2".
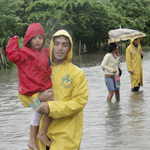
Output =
[
  {"x1": 48, "y1": 71, "x2": 88, "y2": 119},
  {"x1": 126, "y1": 47, "x2": 133, "y2": 72},
  {"x1": 18, "y1": 92, "x2": 40, "y2": 107}
]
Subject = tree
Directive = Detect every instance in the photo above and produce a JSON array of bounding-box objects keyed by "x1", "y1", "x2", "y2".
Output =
[
  {"x1": 0, "y1": 0, "x2": 25, "y2": 38},
  {"x1": 25, "y1": 0, "x2": 128, "y2": 52},
  {"x1": 108, "y1": 0, "x2": 150, "y2": 45}
]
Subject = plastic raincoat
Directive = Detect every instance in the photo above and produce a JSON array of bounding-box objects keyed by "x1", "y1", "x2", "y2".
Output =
[
  {"x1": 5, "y1": 23, "x2": 52, "y2": 96},
  {"x1": 126, "y1": 38, "x2": 143, "y2": 89},
  {"x1": 18, "y1": 30, "x2": 88, "y2": 150}
]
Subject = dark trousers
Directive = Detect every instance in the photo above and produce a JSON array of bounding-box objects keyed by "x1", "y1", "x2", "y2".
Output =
[
  {"x1": 132, "y1": 84, "x2": 140, "y2": 92},
  {"x1": 46, "y1": 146, "x2": 49, "y2": 150}
]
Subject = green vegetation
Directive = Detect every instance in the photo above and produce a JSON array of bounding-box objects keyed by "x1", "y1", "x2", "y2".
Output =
[{"x1": 0, "y1": 0, "x2": 150, "y2": 69}]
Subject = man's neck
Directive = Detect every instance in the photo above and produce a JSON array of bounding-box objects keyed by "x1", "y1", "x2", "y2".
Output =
[{"x1": 52, "y1": 59, "x2": 66, "y2": 65}]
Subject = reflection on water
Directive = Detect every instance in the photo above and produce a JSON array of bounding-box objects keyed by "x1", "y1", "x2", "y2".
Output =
[
  {"x1": 72, "y1": 53, "x2": 106, "y2": 67},
  {"x1": 105, "y1": 102, "x2": 123, "y2": 147},
  {"x1": 1, "y1": 52, "x2": 150, "y2": 150}
]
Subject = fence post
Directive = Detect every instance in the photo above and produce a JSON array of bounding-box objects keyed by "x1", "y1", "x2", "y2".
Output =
[
  {"x1": 79, "y1": 40, "x2": 81, "y2": 56},
  {"x1": 0, "y1": 38, "x2": 7, "y2": 69}
]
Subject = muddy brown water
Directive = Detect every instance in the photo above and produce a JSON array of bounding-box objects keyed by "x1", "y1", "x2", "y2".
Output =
[{"x1": 1, "y1": 52, "x2": 150, "y2": 150}]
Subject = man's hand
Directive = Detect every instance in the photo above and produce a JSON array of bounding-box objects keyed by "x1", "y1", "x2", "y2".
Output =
[
  {"x1": 129, "y1": 70, "x2": 134, "y2": 74},
  {"x1": 141, "y1": 51, "x2": 144, "y2": 56},
  {"x1": 36, "y1": 102, "x2": 49, "y2": 115}
]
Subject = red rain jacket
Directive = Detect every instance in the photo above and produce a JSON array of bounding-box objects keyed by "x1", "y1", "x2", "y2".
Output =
[{"x1": 5, "y1": 23, "x2": 52, "y2": 96}]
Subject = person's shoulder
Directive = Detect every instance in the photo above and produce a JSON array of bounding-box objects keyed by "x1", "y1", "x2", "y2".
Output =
[
  {"x1": 105, "y1": 53, "x2": 111, "y2": 56},
  {"x1": 104, "y1": 53, "x2": 111, "y2": 58},
  {"x1": 127, "y1": 43, "x2": 133, "y2": 48},
  {"x1": 19, "y1": 47, "x2": 36, "y2": 58},
  {"x1": 70, "y1": 63, "x2": 85, "y2": 75},
  {"x1": 66, "y1": 63, "x2": 87, "y2": 82},
  {"x1": 126, "y1": 44, "x2": 134, "y2": 51}
]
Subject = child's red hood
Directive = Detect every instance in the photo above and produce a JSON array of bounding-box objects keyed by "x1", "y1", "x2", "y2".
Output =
[{"x1": 24, "y1": 23, "x2": 45, "y2": 46}]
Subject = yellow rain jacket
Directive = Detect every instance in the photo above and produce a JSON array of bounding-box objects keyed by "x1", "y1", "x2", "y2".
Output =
[
  {"x1": 126, "y1": 38, "x2": 143, "y2": 89},
  {"x1": 18, "y1": 30, "x2": 88, "y2": 150}
]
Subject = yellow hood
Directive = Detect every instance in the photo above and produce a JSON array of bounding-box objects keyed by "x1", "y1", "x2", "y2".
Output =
[
  {"x1": 130, "y1": 38, "x2": 142, "y2": 52},
  {"x1": 49, "y1": 30, "x2": 73, "y2": 65}
]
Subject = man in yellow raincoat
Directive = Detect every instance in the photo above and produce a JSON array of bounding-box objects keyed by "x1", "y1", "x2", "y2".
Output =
[
  {"x1": 126, "y1": 38, "x2": 144, "y2": 91},
  {"x1": 18, "y1": 30, "x2": 88, "y2": 150}
]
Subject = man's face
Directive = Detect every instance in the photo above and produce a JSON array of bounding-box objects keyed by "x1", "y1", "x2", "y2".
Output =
[
  {"x1": 52, "y1": 36, "x2": 71, "y2": 65},
  {"x1": 30, "y1": 34, "x2": 44, "y2": 51}
]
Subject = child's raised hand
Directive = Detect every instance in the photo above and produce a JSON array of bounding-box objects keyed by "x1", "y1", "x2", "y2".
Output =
[{"x1": 14, "y1": 35, "x2": 19, "y2": 39}]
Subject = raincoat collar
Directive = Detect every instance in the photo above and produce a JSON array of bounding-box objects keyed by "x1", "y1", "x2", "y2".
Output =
[
  {"x1": 49, "y1": 30, "x2": 73, "y2": 65},
  {"x1": 24, "y1": 23, "x2": 45, "y2": 46}
]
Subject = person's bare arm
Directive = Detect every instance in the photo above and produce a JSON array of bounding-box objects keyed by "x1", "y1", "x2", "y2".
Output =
[{"x1": 38, "y1": 89, "x2": 54, "y2": 102}]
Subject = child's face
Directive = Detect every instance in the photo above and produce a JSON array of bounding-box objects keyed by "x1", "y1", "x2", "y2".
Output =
[{"x1": 31, "y1": 34, "x2": 44, "y2": 51}]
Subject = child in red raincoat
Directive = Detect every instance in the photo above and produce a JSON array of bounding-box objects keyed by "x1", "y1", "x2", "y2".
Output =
[{"x1": 5, "y1": 23, "x2": 53, "y2": 150}]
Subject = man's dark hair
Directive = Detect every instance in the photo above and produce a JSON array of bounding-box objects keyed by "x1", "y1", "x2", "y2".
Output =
[
  {"x1": 107, "y1": 43, "x2": 117, "y2": 53},
  {"x1": 53, "y1": 35, "x2": 71, "y2": 47}
]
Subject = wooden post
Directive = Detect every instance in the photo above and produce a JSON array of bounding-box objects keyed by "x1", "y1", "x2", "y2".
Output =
[
  {"x1": 79, "y1": 40, "x2": 81, "y2": 56},
  {"x1": 0, "y1": 38, "x2": 7, "y2": 69}
]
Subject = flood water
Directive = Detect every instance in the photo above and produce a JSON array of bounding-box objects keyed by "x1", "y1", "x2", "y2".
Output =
[{"x1": 1, "y1": 51, "x2": 150, "y2": 150}]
